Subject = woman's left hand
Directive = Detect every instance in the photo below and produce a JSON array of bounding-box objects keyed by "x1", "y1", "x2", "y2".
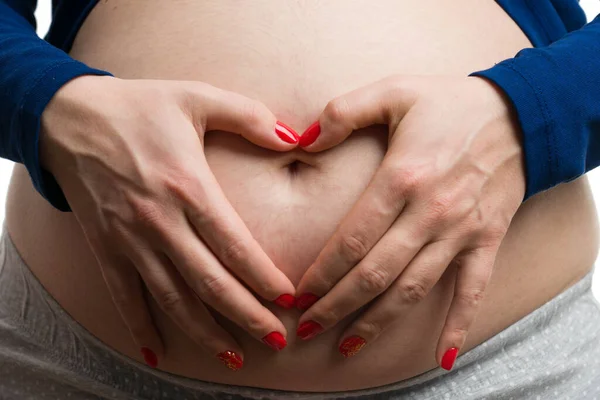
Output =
[{"x1": 294, "y1": 75, "x2": 526, "y2": 370}]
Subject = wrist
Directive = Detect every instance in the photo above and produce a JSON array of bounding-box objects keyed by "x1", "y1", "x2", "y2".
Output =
[
  {"x1": 468, "y1": 76, "x2": 527, "y2": 198},
  {"x1": 469, "y1": 76, "x2": 520, "y2": 127},
  {"x1": 39, "y1": 75, "x2": 117, "y2": 177}
]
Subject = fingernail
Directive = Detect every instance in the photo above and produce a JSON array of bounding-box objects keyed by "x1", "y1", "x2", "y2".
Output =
[
  {"x1": 296, "y1": 292, "x2": 320, "y2": 311},
  {"x1": 297, "y1": 320, "x2": 324, "y2": 340},
  {"x1": 275, "y1": 121, "x2": 299, "y2": 144},
  {"x1": 274, "y1": 294, "x2": 296, "y2": 309},
  {"x1": 299, "y1": 121, "x2": 321, "y2": 147},
  {"x1": 140, "y1": 347, "x2": 158, "y2": 368},
  {"x1": 339, "y1": 335, "x2": 367, "y2": 358},
  {"x1": 441, "y1": 347, "x2": 459, "y2": 371},
  {"x1": 262, "y1": 331, "x2": 287, "y2": 351},
  {"x1": 217, "y1": 350, "x2": 244, "y2": 371}
]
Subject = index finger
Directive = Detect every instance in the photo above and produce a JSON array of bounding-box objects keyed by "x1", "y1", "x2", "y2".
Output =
[
  {"x1": 179, "y1": 157, "x2": 297, "y2": 307},
  {"x1": 437, "y1": 247, "x2": 495, "y2": 370},
  {"x1": 295, "y1": 161, "x2": 410, "y2": 308},
  {"x1": 302, "y1": 75, "x2": 418, "y2": 151},
  {"x1": 181, "y1": 82, "x2": 299, "y2": 150}
]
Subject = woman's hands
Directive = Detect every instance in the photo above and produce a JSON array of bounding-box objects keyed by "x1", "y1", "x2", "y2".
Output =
[
  {"x1": 35, "y1": 73, "x2": 526, "y2": 372},
  {"x1": 295, "y1": 75, "x2": 526, "y2": 370},
  {"x1": 39, "y1": 76, "x2": 299, "y2": 370}
]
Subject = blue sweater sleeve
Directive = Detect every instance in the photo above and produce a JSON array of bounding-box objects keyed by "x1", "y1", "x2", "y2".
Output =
[
  {"x1": 472, "y1": 14, "x2": 600, "y2": 202},
  {"x1": 0, "y1": 0, "x2": 111, "y2": 211}
]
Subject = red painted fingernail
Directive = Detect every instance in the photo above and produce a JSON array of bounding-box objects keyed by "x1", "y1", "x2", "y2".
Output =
[
  {"x1": 441, "y1": 347, "x2": 459, "y2": 371},
  {"x1": 274, "y1": 294, "x2": 296, "y2": 309},
  {"x1": 299, "y1": 121, "x2": 321, "y2": 147},
  {"x1": 275, "y1": 121, "x2": 299, "y2": 144},
  {"x1": 217, "y1": 350, "x2": 244, "y2": 371},
  {"x1": 140, "y1": 347, "x2": 158, "y2": 368},
  {"x1": 296, "y1": 320, "x2": 324, "y2": 340},
  {"x1": 262, "y1": 331, "x2": 287, "y2": 351},
  {"x1": 296, "y1": 293, "x2": 320, "y2": 311},
  {"x1": 339, "y1": 335, "x2": 367, "y2": 358}
]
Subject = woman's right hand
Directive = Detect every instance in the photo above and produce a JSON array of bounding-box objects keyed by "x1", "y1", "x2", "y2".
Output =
[{"x1": 38, "y1": 75, "x2": 299, "y2": 370}]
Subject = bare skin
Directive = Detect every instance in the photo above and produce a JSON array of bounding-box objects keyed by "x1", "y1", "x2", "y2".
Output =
[{"x1": 5, "y1": 0, "x2": 599, "y2": 392}]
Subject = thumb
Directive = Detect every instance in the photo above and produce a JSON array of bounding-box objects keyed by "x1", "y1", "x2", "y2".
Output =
[
  {"x1": 300, "y1": 75, "x2": 417, "y2": 152},
  {"x1": 184, "y1": 82, "x2": 299, "y2": 151}
]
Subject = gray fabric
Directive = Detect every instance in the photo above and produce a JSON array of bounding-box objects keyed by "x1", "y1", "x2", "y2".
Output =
[{"x1": 1, "y1": 224, "x2": 600, "y2": 400}]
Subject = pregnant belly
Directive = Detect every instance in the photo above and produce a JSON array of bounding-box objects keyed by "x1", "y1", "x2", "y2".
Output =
[{"x1": 6, "y1": 0, "x2": 599, "y2": 392}]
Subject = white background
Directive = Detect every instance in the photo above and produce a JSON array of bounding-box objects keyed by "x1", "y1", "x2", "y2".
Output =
[{"x1": 0, "y1": 2, "x2": 597, "y2": 298}]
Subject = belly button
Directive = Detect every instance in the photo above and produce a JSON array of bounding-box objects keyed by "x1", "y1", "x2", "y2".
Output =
[
  {"x1": 287, "y1": 159, "x2": 317, "y2": 176},
  {"x1": 284, "y1": 154, "x2": 318, "y2": 175},
  {"x1": 287, "y1": 160, "x2": 301, "y2": 176}
]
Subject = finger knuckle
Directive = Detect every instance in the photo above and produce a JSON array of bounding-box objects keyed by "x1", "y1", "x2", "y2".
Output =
[
  {"x1": 131, "y1": 199, "x2": 164, "y2": 228},
  {"x1": 156, "y1": 290, "x2": 184, "y2": 313},
  {"x1": 384, "y1": 166, "x2": 406, "y2": 198},
  {"x1": 397, "y1": 279, "x2": 429, "y2": 304},
  {"x1": 427, "y1": 192, "x2": 455, "y2": 222},
  {"x1": 357, "y1": 264, "x2": 391, "y2": 294},
  {"x1": 450, "y1": 325, "x2": 470, "y2": 339},
  {"x1": 305, "y1": 270, "x2": 336, "y2": 292},
  {"x1": 196, "y1": 274, "x2": 228, "y2": 300},
  {"x1": 186, "y1": 202, "x2": 218, "y2": 234},
  {"x1": 164, "y1": 171, "x2": 200, "y2": 202},
  {"x1": 456, "y1": 287, "x2": 486, "y2": 309},
  {"x1": 476, "y1": 231, "x2": 504, "y2": 250},
  {"x1": 354, "y1": 320, "x2": 383, "y2": 338},
  {"x1": 245, "y1": 312, "x2": 272, "y2": 334},
  {"x1": 316, "y1": 307, "x2": 340, "y2": 326},
  {"x1": 387, "y1": 163, "x2": 427, "y2": 197},
  {"x1": 241, "y1": 100, "x2": 265, "y2": 130},
  {"x1": 323, "y1": 97, "x2": 351, "y2": 124},
  {"x1": 484, "y1": 218, "x2": 510, "y2": 242},
  {"x1": 339, "y1": 233, "x2": 370, "y2": 263},
  {"x1": 255, "y1": 279, "x2": 277, "y2": 298},
  {"x1": 220, "y1": 238, "x2": 249, "y2": 268}
]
